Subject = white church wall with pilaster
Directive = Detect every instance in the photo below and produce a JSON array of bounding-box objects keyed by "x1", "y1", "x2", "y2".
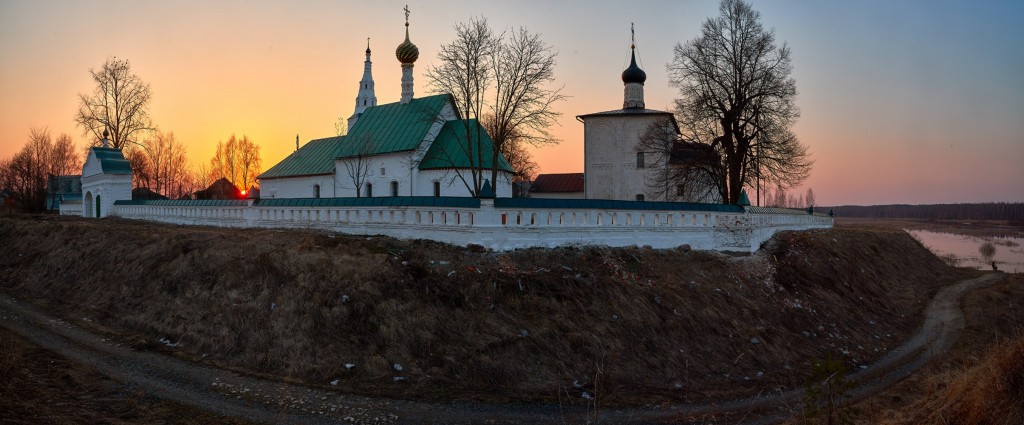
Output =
[
  {"x1": 260, "y1": 174, "x2": 338, "y2": 199},
  {"x1": 584, "y1": 114, "x2": 669, "y2": 201}
]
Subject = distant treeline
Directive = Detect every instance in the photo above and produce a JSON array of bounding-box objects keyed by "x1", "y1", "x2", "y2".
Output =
[{"x1": 826, "y1": 203, "x2": 1024, "y2": 222}]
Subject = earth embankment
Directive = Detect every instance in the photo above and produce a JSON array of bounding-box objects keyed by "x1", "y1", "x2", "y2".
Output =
[{"x1": 0, "y1": 215, "x2": 978, "y2": 405}]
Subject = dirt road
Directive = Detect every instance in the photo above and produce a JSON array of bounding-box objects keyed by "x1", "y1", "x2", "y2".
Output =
[{"x1": 0, "y1": 272, "x2": 1005, "y2": 424}]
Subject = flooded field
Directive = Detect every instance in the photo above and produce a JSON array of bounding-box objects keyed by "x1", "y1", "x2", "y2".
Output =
[{"x1": 907, "y1": 229, "x2": 1024, "y2": 273}]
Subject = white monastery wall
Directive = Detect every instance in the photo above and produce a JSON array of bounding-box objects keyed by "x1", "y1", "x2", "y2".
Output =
[
  {"x1": 59, "y1": 200, "x2": 82, "y2": 216},
  {"x1": 111, "y1": 200, "x2": 831, "y2": 253}
]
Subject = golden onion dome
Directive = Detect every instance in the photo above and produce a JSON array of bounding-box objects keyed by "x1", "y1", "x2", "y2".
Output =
[{"x1": 396, "y1": 24, "x2": 419, "y2": 64}]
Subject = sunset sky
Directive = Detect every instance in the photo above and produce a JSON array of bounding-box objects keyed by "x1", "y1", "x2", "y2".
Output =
[{"x1": 1, "y1": 0, "x2": 1021, "y2": 206}]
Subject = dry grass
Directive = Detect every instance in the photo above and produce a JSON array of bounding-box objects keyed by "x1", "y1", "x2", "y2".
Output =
[
  {"x1": 0, "y1": 215, "x2": 977, "y2": 406},
  {"x1": 875, "y1": 336, "x2": 1024, "y2": 425},
  {"x1": 857, "y1": 273, "x2": 1024, "y2": 425}
]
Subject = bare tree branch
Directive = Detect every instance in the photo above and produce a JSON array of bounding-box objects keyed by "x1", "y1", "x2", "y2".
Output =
[
  {"x1": 341, "y1": 133, "x2": 376, "y2": 197},
  {"x1": 668, "y1": 0, "x2": 812, "y2": 204},
  {"x1": 426, "y1": 17, "x2": 566, "y2": 196},
  {"x1": 74, "y1": 57, "x2": 154, "y2": 149}
]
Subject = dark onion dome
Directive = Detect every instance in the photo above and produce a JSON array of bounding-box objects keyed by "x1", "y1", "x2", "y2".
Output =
[
  {"x1": 621, "y1": 47, "x2": 646, "y2": 84},
  {"x1": 396, "y1": 24, "x2": 419, "y2": 64}
]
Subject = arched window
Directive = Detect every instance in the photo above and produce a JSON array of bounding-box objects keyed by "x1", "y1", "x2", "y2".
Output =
[
  {"x1": 390, "y1": 181, "x2": 399, "y2": 197},
  {"x1": 313, "y1": 184, "x2": 321, "y2": 198},
  {"x1": 636, "y1": 151, "x2": 645, "y2": 168},
  {"x1": 433, "y1": 181, "x2": 441, "y2": 197},
  {"x1": 365, "y1": 183, "x2": 373, "y2": 197}
]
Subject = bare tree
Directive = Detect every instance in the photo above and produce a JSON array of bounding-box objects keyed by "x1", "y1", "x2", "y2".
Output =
[
  {"x1": 805, "y1": 187, "x2": 816, "y2": 208},
  {"x1": 501, "y1": 140, "x2": 538, "y2": 184},
  {"x1": 772, "y1": 185, "x2": 787, "y2": 208},
  {"x1": 75, "y1": 57, "x2": 154, "y2": 149},
  {"x1": 485, "y1": 25, "x2": 565, "y2": 189},
  {"x1": 182, "y1": 163, "x2": 213, "y2": 199},
  {"x1": 143, "y1": 131, "x2": 190, "y2": 198},
  {"x1": 50, "y1": 134, "x2": 82, "y2": 176},
  {"x1": 0, "y1": 128, "x2": 82, "y2": 212},
  {"x1": 123, "y1": 145, "x2": 151, "y2": 190},
  {"x1": 335, "y1": 116, "x2": 348, "y2": 137},
  {"x1": 668, "y1": 0, "x2": 811, "y2": 204},
  {"x1": 426, "y1": 16, "x2": 565, "y2": 196},
  {"x1": 209, "y1": 134, "x2": 262, "y2": 191},
  {"x1": 635, "y1": 118, "x2": 724, "y2": 202},
  {"x1": 482, "y1": 114, "x2": 538, "y2": 184},
  {"x1": 341, "y1": 133, "x2": 376, "y2": 197},
  {"x1": 237, "y1": 136, "x2": 261, "y2": 192},
  {"x1": 425, "y1": 17, "x2": 495, "y2": 196}
]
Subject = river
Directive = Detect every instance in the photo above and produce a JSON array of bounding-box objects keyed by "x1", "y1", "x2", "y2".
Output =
[{"x1": 906, "y1": 229, "x2": 1024, "y2": 273}]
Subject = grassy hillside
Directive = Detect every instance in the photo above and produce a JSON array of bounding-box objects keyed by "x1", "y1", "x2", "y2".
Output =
[
  {"x1": 853, "y1": 273, "x2": 1024, "y2": 425},
  {"x1": 0, "y1": 215, "x2": 978, "y2": 406}
]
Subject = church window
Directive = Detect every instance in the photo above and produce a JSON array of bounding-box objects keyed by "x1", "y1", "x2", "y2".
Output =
[
  {"x1": 636, "y1": 152, "x2": 645, "y2": 168},
  {"x1": 433, "y1": 181, "x2": 441, "y2": 197},
  {"x1": 380, "y1": 167, "x2": 386, "y2": 176},
  {"x1": 365, "y1": 183, "x2": 373, "y2": 197},
  {"x1": 635, "y1": 194, "x2": 645, "y2": 201},
  {"x1": 677, "y1": 185, "x2": 685, "y2": 196},
  {"x1": 390, "y1": 181, "x2": 399, "y2": 197},
  {"x1": 363, "y1": 99, "x2": 367, "y2": 106},
  {"x1": 313, "y1": 184, "x2": 321, "y2": 198}
]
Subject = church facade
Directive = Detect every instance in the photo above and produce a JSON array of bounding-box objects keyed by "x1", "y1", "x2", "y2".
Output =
[
  {"x1": 578, "y1": 33, "x2": 722, "y2": 204},
  {"x1": 73, "y1": 14, "x2": 832, "y2": 253},
  {"x1": 258, "y1": 15, "x2": 513, "y2": 199},
  {"x1": 80, "y1": 134, "x2": 132, "y2": 218}
]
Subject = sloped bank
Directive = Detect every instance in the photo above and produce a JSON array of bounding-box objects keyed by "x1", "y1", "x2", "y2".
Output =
[{"x1": 0, "y1": 215, "x2": 977, "y2": 405}]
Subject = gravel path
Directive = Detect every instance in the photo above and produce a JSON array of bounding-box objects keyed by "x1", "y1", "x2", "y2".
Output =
[{"x1": 0, "y1": 272, "x2": 1004, "y2": 424}]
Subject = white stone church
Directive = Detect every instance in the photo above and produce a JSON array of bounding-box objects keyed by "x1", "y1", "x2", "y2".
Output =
[
  {"x1": 577, "y1": 36, "x2": 722, "y2": 204},
  {"x1": 62, "y1": 15, "x2": 831, "y2": 251},
  {"x1": 257, "y1": 17, "x2": 514, "y2": 200}
]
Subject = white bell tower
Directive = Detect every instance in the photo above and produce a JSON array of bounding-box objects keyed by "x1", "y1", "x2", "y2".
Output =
[{"x1": 348, "y1": 38, "x2": 377, "y2": 130}]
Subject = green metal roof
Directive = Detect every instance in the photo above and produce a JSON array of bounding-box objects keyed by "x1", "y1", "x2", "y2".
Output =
[
  {"x1": 339, "y1": 94, "x2": 451, "y2": 158},
  {"x1": 255, "y1": 196, "x2": 480, "y2": 208},
  {"x1": 737, "y1": 190, "x2": 751, "y2": 206},
  {"x1": 90, "y1": 147, "x2": 132, "y2": 174},
  {"x1": 418, "y1": 119, "x2": 513, "y2": 172},
  {"x1": 114, "y1": 199, "x2": 250, "y2": 206},
  {"x1": 259, "y1": 136, "x2": 342, "y2": 180},
  {"x1": 495, "y1": 198, "x2": 743, "y2": 212}
]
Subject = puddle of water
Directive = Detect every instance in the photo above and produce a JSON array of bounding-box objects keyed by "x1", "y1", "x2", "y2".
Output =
[{"x1": 906, "y1": 229, "x2": 1024, "y2": 273}]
